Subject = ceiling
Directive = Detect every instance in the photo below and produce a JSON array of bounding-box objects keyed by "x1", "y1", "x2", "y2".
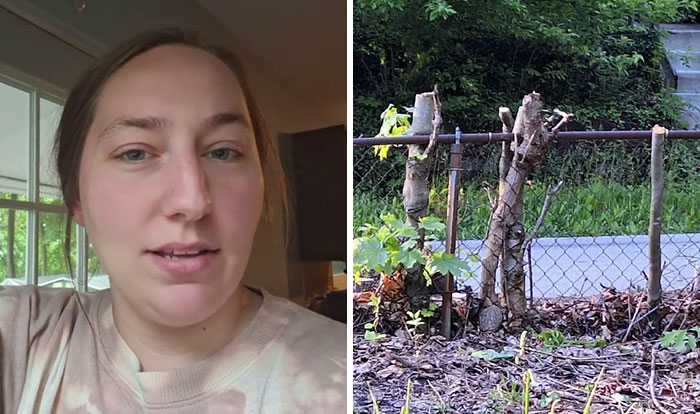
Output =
[
  {"x1": 0, "y1": 0, "x2": 347, "y2": 127},
  {"x1": 195, "y1": 0, "x2": 347, "y2": 126}
]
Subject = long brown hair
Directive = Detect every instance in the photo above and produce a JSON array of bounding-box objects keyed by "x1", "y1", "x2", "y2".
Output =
[{"x1": 54, "y1": 26, "x2": 289, "y2": 276}]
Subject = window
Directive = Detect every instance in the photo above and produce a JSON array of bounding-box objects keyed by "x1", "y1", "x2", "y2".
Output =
[{"x1": 0, "y1": 65, "x2": 106, "y2": 292}]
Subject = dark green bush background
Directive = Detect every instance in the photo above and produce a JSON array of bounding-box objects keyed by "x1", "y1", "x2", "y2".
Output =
[{"x1": 353, "y1": 0, "x2": 700, "y2": 237}]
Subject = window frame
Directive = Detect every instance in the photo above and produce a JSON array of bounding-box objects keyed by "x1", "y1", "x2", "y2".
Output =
[{"x1": 0, "y1": 62, "x2": 90, "y2": 292}]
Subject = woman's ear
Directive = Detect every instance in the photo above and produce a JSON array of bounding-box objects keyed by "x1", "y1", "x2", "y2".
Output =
[{"x1": 73, "y1": 201, "x2": 85, "y2": 227}]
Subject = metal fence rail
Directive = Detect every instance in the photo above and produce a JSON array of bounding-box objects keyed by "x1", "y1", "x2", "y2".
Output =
[{"x1": 353, "y1": 130, "x2": 700, "y2": 299}]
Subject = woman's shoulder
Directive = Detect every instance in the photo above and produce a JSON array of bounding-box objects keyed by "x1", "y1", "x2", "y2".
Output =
[
  {"x1": 261, "y1": 290, "x2": 345, "y2": 338},
  {"x1": 256, "y1": 289, "x2": 346, "y2": 364},
  {"x1": 0, "y1": 285, "x2": 106, "y2": 327}
]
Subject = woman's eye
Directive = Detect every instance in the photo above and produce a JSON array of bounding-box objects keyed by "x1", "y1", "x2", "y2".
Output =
[
  {"x1": 118, "y1": 149, "x2": 149, "y2": 162},
  {"x1": 209, "y1": 148, "x2": 238, "y2": 161}
]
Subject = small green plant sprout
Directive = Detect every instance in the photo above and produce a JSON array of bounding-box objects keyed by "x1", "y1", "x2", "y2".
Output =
[
  {"x1": 537, "y1": 391, "x2": 560, "y2": 410},
  {"x1": 406, "y1": 310, "x2": 425, "y2": 341},
  {"x1": 582, "y1": 367, "x2": 605, "y2": 414},
  {"x1": 364, "y1": 294, "x2": 387, "y2": 344},
  {"x1": 400, "y1": 378, "x2": 413, "y2": 414},
  {"x1": 427, "y1": 380, "x2": 449, "y2": 414},
  {"x1": 522, "y1": 369, "x2": 532, "y2": 414},
  {"x1": 353, "y1": 214, "x2": 471, "y2": 286},
  {"x1": 471, "y1": 349, "x2": 515, "y2": 361},
  {"x1": 367, "y1": 382, "x2": 381, "y2": 414},
  {"x1": 420, "y1": 302, "x2": 438, "y2": 317},
  {"x1": 537, "y1": 329, "x2": 607, "y2": 350},
  {"x1": 516, "y1": 330, "x2": 527, "y2": 365},
  {"x1": 538, "y1": 329, "x2": 566, "y2": 349},
  {"x1": 660, "y1": 327, "x2": 700, "y2": 352},
  {"x1": 373, "y1": 104, "x2": 411, "y2": 160},
  {"x1": 495, "y1": 376, "x2": 524, "y2": 405}
]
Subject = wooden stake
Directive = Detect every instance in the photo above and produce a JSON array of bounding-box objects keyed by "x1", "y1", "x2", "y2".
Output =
[{"x1": 648, "y1": 125, "x2": 666, "y2": 333}]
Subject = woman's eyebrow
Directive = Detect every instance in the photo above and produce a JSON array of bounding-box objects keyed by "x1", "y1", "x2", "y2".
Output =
[
  {"x1": 97, "y1": 112, "x2": 248, "y2": 140},
  {"x1": 98, "y1": 116, "x2": 168, "y2": 139},
  {"x1": 199, "y1": 112, "x2": 250, "y2": 133}
]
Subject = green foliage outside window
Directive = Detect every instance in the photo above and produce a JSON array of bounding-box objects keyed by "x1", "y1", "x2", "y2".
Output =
[{"x1": 0, "y1": 193, "x2": 101, "y2": 284}]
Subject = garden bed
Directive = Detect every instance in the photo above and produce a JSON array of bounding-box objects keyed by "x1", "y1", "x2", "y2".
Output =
[{"x1": 353, "y1": 287, "x2": 700, "y2": 413}]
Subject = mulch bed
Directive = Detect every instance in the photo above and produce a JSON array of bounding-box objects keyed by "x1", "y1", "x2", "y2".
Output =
[{"x1": 353, "y1": 286, "x2": 700, "y2": 413}]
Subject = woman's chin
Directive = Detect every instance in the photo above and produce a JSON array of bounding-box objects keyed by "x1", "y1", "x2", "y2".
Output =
[{"x1": 151, "y1": 284, "x2": 230, "y2": 327}]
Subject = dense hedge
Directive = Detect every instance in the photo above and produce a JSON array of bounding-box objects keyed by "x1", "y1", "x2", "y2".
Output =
[{"x1": 354, "y1": 0, "x2": 700, "y2": 193}]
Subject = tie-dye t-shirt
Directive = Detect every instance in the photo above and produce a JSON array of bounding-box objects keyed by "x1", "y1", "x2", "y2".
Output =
[{"x1": 0, "y1": 285, "x2": 346, "y2": 413}]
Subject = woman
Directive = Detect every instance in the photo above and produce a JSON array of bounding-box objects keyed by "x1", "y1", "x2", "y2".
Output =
[{"x1": 0, "y1": 27, "x2": 346, "y2": 413}]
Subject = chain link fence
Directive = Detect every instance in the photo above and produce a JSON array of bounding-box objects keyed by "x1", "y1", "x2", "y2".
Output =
[{"x1": 354, "y1": 137, "x2": 700, "y2": 298}]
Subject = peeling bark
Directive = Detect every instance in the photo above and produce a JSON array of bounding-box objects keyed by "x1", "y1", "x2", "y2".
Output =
[
  {"x1": 480, "y1": 92, "x2": 555, "y2": 323},
  {"x1": 403, "y1": 90, "x2": 439, "y2": 308}
]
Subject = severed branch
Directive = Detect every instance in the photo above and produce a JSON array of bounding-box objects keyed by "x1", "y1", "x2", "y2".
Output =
[
  {"x1": 424, "y1": 84, "x2": 442, "y2": 157},
  {"x1": 499, "y1": 106, "x2": 515, "y2": 131},
  {"x1": 523, "y1": 180, "x2": 564, "y2": 251},
  {"x1": 544, "y1": 108, "x2": 573, "y2": 134},
  {"x1": 551, "y1": 109, "x2": 573, "y2": 134},
  {"x1": 516, "y1": 131, "x2": 537, "y2": 165}
]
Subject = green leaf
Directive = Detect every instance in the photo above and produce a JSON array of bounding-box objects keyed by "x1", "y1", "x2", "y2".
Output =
[
  {"x1": 426, "y1": 251, "x2": 471, "y2": 277},
  {"x1": 375, "y1": 226, "x2": 393, "y2": 243},
  {"x1": 353, "y1": 238, "x2": 388, "y2": 271},
  {"x1": 364, "y1": 323, "x2": 375, "y2": 329},
  {"x1": 373, "y1": 144, "x2": 391, "y2": 160},
  {"x1": 401, "y1": 239, "x2": 418, "y2": 250},
  {"x1": 406, "y1": 319, "x2": 424, "y2": 327},
  {"x1": 471, "y1": 349, "x2": 515, "y2": 361},
  {"x1": 418, "y1": 216, "x2": 446, "y2": 232},
  {"x1": 393, "y1": 223, "x2": 420, "y2": 239},
  {"x1": 538, "y1": 329, "x2": 567, "y2": 349},
  {"x1": 422, "y1": 268, "x2": 433, "y2": 286},
  {"x1": 420, "y1": 303, "x2": 437, "y2": 317},
  {"x1": 390, "y1": 248, "x2": 423, "y2": 269},
  {"x1": 661, "y1": 330, "x2": 689, "y2": 352}
]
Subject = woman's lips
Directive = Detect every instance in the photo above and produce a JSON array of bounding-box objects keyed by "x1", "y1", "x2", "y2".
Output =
[{"x1": 146, "y1": 250, "x2": 219, "y2": 276}]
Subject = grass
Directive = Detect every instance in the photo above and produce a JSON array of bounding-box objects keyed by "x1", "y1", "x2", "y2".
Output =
[{"x1": 353, "y1": 179, "x2": 700, "y2": 239}]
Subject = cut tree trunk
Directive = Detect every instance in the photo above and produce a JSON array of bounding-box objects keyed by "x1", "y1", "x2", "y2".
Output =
[
  {"x1": 480, "y1": 92, "x2": 551, "y2": 324},
  {"x1": 403, "y1": 90, "x2": 438, "y2": 308},
  {"x1": 497, "y1": 108, "x2": 526, "y2": 312},
  {"x1": 482, "y1": 108, "x2": 515, "y2": 308}
]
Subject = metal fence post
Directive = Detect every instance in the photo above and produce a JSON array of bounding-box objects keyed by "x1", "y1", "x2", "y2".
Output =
[{"x1": 441, "y1": 127, "x2": 464, "y2": 339}]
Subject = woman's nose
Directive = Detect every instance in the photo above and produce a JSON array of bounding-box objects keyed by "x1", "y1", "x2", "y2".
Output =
[{"x1": 161, "y1": 153, "x2": 213, "y2": 221}]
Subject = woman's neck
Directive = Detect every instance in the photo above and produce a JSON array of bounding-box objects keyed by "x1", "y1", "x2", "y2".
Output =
[{"x1": 112, "y1": 286, "x2": 263, "y2": 372}]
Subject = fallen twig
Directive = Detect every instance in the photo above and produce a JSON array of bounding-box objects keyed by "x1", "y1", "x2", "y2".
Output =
[
  {"x1": 583, "y1": 367, "x2": 605, "y2": 414},
  {"x1": 622, "y1": 297, "x2": 643, "y2": 342},
  {"x1": 648, "y1": 348, "x2": 672, "y2": 414}
]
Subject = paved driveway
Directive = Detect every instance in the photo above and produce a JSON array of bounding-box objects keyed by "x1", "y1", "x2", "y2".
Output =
[{"x1": 429, "y1": 233, "x2": 700, "y2": 297}]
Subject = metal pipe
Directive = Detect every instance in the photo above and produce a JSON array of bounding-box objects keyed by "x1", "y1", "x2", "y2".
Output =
[
  {"x1": 353, "y1": 129, "x2": 700, "y2": 146},
  {"x1": 440, "y1": 127, "x2": 463, "y2": 339}
]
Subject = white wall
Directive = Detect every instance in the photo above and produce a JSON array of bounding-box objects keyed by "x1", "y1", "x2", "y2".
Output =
[{"x1": 0, "y1": 2, "x2": 334, "y2": 297}]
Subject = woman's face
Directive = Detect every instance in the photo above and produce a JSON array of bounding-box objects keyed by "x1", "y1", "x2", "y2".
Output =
[{"x1": 75, "y1": 45, "x2": 264, "y2": 327}]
